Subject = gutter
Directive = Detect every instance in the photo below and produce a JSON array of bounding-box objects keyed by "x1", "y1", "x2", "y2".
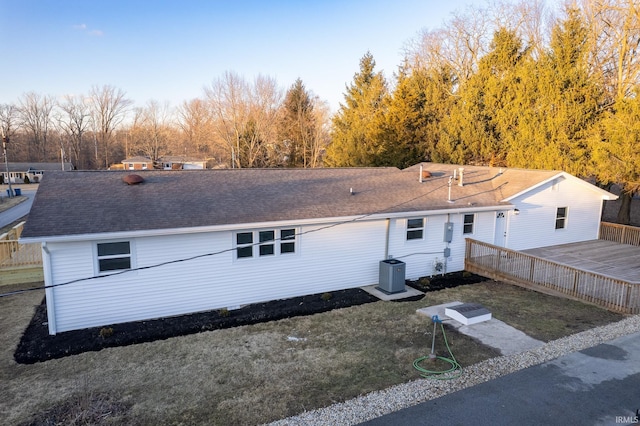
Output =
[{"x1": 20, "y1": 204, "x2": 516, "y2": 244}]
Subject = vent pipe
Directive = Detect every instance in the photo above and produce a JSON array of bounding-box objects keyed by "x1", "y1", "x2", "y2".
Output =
[
  {"x1": 419, "y1": 164, "x2": 423, "y2": 183},
  {"x1": 453, "y1": 168, "x2": 457, "y2": 180},
  {"x1": 458, "y1": 168, "x2": 464, "y2": 187}
]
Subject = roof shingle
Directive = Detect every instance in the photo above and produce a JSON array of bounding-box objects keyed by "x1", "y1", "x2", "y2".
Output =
[{"x1": 21, "y1": 164, "x2": 561, "y2": 239}]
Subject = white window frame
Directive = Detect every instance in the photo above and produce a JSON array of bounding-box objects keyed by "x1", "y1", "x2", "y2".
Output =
[
  {"x1": 234, "y1": 228, "x2": 298, "y2": 260},
  {"x1": 463, "y1": 214, "x2": 475, "y2": 234},
  {"x1": 95, "y1": 240, "x2": 135, "y2": 274},
  {"x1": 406, "y1": 218, "x2": 425, "y2": 241},
  {"x1": 555, "y1": 207, "x2": 568, "y2": 230}
]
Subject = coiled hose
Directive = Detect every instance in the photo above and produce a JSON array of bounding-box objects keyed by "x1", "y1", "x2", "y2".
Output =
[{"x1": 413, "y1": 316, "x2": 461, "y2": 380}]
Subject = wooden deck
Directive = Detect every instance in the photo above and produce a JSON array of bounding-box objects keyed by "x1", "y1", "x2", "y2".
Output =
[
  {"x1": 522, "y1": 240, "x2": 640, "y2": 284},
  {"x1": 465, "y1": 236, "x2": 640, "y2": 314}
]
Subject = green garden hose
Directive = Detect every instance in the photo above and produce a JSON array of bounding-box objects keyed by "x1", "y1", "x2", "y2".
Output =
[{"x1": 413, "y1": 316, "x2": 462, "y2": 380}]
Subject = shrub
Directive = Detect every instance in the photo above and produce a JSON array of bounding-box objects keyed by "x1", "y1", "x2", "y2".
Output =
[
  {"x1": 23, "y1": 175, "x2": 30, "y2": 184},
  {"x1": 99, "y1": 327, "x2": 114, "y2": 338},
  {"x1": 321, "y1": 292, "x2": 332, "y2": 301},
  {"x1": 218, "y1": 308, "x2": 230, "y2": 317},
  {"x1": 462, "y1": 271, "x2": 472, "y2": 278}
]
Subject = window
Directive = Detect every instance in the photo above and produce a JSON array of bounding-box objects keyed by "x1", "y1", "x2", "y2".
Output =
[
  {"x1": 463, "y1": 214, "x2": 475, "y2": 234},
  {"x1": 235, "y1": 228, "x2": 296, "y2": 259},
  {"x1": 406, "y1": 218, "x2": 424, "y2": 240},
  {"x1": 97, "y1": 241, "x2": 131, "y2": 272},
  {"x1": 128, "y1": 163, "x2": 134, "y2": 170},
  {"x1": 236, "y1": 232, "x2": 253, "y2": 258},
  {"x1": 280, "y1": 229, "x2": 296, "y2": 254},
  {"x1": 556, "y1": 207, "x2": 567, "y2": 229},
  {"x1": 259, "y1": 230, "x2": 275, "y2": 256},
  {"x1": 142, "y1": 163, "x2": 148, "y2": 170}
]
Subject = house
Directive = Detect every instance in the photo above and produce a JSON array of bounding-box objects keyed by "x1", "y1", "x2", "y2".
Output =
[
  {"x1": 20, "y1": 163, "x2": 617, "y2": 335},
  {"x1": 1, "y1": 162, "x2": 73, "y2": 184},
  {"x1": 121, "y1": 156, "x2": 154, "y2": 170},
  {"x1": 159, "y1": 156, "x2": 206, "y2": 170},
  {"x1": 119, "y1": 156, "x2": 207, "y2": 171}
]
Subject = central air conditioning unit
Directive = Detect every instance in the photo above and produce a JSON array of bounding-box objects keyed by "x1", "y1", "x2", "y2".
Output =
[
  {"x1": 432, "y1": 258, "x2": 444, "y2": 276},
  {"x1": 377, "y1": 259, "x2": 406, "y2": 294}
]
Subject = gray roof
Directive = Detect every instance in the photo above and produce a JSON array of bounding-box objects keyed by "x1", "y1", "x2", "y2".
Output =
[
  {"x1": 3, "y1": 162, "x2": 73, "y2": 172},
  {"x1": 21, "y1": 164, "x2": 568, "y2": 240},
  {"x1": 121, "y1": 156, "x2": 153, "y2": 163}
]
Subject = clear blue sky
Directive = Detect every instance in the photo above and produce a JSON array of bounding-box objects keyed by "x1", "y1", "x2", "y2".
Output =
[{"x1": 0, "y1": 0, "x2": 510, "y2": 112}]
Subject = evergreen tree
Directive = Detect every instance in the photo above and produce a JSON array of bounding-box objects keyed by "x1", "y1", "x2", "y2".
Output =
[
  {"x1": 437, "y1": 28, "x2": 528, "y2": 166},
  {"x1": 592, "y1": 91, "x2": 640, "y2": 224},
  {"x1": 507, "y1": 8, "x2": 601, "y2": 176},
  {"x1": 324, "y1": 52, "x2": 388, "y2": 167},
  {"x1": 278, "y1": 79, "x2": 316, "y2": 167},
  {"x1": 382, "y1": 63, "x2": 454, "y2": 168}
]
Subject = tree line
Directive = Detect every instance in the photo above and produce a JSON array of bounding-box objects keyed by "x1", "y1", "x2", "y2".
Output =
[
  {"x1": 0, "y1": 76, "x2": 331, "y2": 171},
  {"x1": 0, "y1": 0, "x2": 638, "y2": 222},
  {"x1": 327, "y1": 0, "x2": 639, "y2": 223}
]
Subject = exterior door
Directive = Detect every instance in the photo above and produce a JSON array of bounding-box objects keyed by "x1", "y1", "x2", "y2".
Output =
[{"x1": 494, "y1": 211, "x2": 507, "y2": 247}]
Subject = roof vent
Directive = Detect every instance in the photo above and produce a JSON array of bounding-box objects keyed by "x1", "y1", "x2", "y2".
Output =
[{"x1": 123, "y1": 174, "x2": 144, "y2": 185}]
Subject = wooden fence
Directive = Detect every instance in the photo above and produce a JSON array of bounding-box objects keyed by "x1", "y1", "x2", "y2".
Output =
[
  {"x1": 465, "y1": 238, "x2": 640, "y2": 314},
  {"x1": 0, "y1": 222, "x2": 43, "y2": 285},
  {"x1": 599, "y1": 222, "x2": 640, "y2": 246}
]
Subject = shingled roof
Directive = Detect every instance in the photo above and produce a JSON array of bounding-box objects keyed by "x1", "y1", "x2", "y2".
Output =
[{"x1": 21, "y1": 163, "x2": 565, "y2": 240}]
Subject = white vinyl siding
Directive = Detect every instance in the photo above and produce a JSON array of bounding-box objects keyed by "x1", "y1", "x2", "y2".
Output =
[
  {"x1": 44, "y1": 220, "x2": 386, "y2": 334},
  {"x1": 507, "y1": 176, "x2": 604, "y2": 250}
]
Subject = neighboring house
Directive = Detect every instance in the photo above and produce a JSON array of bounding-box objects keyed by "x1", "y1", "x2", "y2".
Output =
[
  {"x1": 1, "y1": 162, "x2": 73, "y2": 184},
  {"x1": 159, "y1": 156, "x2": 206, "y2": 170},
  {"x1": 121, "y1": 156, "x2": 154, "y2": 170},
  {"x1": 20, "y1": 163, "x2": 617, "y2": 335}
]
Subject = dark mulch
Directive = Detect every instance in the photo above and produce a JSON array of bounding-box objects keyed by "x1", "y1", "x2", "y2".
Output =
[
  {"x1": 406, "y1": 271, "x2": 486, "y2": 292},
  {"x1": 14, "y1": 272, "x2": 486, "y2": 364}
]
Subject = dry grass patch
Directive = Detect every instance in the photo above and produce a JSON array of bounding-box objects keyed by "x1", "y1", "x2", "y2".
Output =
[{"x1": 1, "y1": 280, "x2": 625, "y2": 425}]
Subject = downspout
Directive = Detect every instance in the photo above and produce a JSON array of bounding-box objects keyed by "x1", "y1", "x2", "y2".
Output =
[
  {"x1": 384, "y1": 218, "x2": 391, "y2": 259},
  {"x1": 41, "y1": 242, "x2": 57, "y2": 335},
  {"x1": 444, "y1": 213, "x2": 451, "y2": 274}
]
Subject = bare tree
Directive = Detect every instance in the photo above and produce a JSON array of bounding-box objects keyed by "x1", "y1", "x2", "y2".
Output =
[
  {"x1": 128, "y1": 100, "x2": 172, "y2": 161},
  {"x1": 205, "y1": 71, "x2": 250, "y2": 168},
  {"x1": 55, "y1": 95, "x2": 91, "y2": 169},
  {"x1": 0, "y1": 103, "x2": 19, "y2": 141},
  {"x1": 406, "y1": 5, "x2": 491, "y2": 88},
  {"x1": 18, "y1": 92, "x2": 55, "y2": 161},
  {"x1": 308, "y1": 97, "x2": 331, "y2": 168},
  {"x1": 205, "y1": 72, "x2": 283, "y2": 168},
  {"x1": 89, "y1": 85, "x2": 133, "y2": 168},
  {"x1": 582, "y1": 0, "x2": 640, "y2": 102},
  {"x1": 177, "y1": 98, "x2": 217, "y2": 159}
]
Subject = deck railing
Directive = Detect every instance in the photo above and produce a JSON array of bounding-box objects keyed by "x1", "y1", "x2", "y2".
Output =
[
  {"x1": 465, "y1": 238, "x2": 640, "y2": 314},
  {"x1": 599, "y1": 222, "x2": 640, "y2": 246},
  {"x1": 0, "y1": 222, "x2": 42, "y2": 268}
]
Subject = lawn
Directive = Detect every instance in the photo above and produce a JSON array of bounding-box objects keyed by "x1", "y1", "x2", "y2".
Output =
[{"x1": 0, "y1": 279, "x2": 624, "y2": 425}]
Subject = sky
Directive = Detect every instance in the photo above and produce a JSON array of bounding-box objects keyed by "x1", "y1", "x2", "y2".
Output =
[{"x1": 1, "y1": 0, "x2": 522, "y2": 112}]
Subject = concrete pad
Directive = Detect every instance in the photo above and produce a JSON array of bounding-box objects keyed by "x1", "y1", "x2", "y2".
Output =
[
  {"x1": 361, "y1": 285, "x2": 423, "y2": 301},
  {"x1": 417, "y1": 302, "x2": 544, "y2": 356}
]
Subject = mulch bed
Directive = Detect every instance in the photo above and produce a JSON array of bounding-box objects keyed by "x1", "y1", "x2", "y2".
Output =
[{"x1": 14, "y1": 272, "x2": 485, "y2": 364}]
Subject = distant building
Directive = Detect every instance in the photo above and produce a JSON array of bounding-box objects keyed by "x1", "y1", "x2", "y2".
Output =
[
  {"x1": 159, "y1": 156, "x2": 206, "y2": 170},
  {"x1": 120, "y1": 156, "x2": 207, "y2": 170},
  {"x1": 121, "y1": 156, "x2": 154, "y2": 170},
  {"x1": 1, "y1": 162, "x2": 73, "y2": 184}
]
